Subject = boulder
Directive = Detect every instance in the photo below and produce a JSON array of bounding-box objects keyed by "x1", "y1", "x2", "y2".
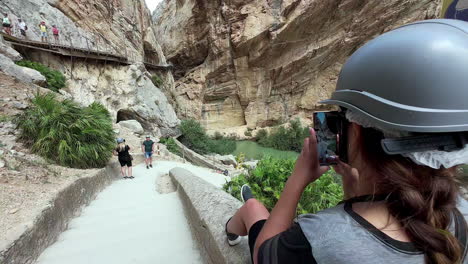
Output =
[
  {"x1": 217, "y1": 155, "x2": 237, "y2": 167},
  {"x1": 0, "y1": 54, "x2": 46, "y2": 87},
  {"x1": 243, "y1": 160, "x2": 259, "y2": 170},
  {"x1": 117, "y1": 120, "x2": 144, "y2": 135},
  {"x1": 205, "y1": 154, "x2": 237, "y2": 167},
  {"x1": 0, "y1": 36, "x2": 22, "y2": 61}
]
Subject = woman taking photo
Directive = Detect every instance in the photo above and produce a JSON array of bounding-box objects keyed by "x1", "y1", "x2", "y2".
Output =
[
  {"x1": 225, "y1": 19, "x2": 468, "y2": 264},
  {"x1": 113, "y1": 138, "x2": 133, "y2": 179}
]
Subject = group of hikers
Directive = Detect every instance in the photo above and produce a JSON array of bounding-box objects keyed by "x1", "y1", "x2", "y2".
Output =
[
  {"x1": 113, "y1": 136, "x2": 160, "y2": 179},
  {"x1": 2, "y1": 13, "x2": 60, "y2": 43}
]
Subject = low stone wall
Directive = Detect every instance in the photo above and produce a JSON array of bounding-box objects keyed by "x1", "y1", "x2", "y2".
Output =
[
  {"x1": 0, "y1": 154, "x2": 145, "y2": 264},
  {"x1": 172, "y1": 138, "x2": 230, "y2": 171},
  {"x1": 170, "y1": 167, "x2": 250, "y2": 264}
]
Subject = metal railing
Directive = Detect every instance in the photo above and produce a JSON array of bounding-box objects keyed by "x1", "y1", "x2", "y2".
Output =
[{"x1": 2, "y1": 27, "x2": 172, "y2": 69}]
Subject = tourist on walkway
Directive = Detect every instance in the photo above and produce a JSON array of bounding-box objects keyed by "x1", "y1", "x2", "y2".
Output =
[
  {"x1": 18, "y1": 19, "x2": 27, "y2": 39},
  {"x1": 113, "y1": 138, "x2": 133, "y2": 179},
  {"x1": 142, "y1": 135, "x2": 155, "y2": 169},
  {"x1": 38, "y1": 21, "x2": 48, "y2": 42},
  {"x1": 52, "y1": 25, "x2": 59, "y2": 43},
  {"x1": 225, "y1": 19, "x2": 468, "y2": 264},
  {"x1": 2, "y1": 14, "x2": 11, "y2": 35}
]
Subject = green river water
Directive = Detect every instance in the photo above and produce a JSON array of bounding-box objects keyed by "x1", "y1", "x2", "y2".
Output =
[{"x1": 232, "y1": 141, "x2": 299, "y2": 160}]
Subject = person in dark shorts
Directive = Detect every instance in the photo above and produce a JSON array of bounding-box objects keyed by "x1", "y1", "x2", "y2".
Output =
[
  {"x1": 2, "y1": 14, "x2": 11, "y2": 35},
  {"x1": 141, "y1": 135, "x2": 155, "y2": 169},
  {"x1": 113, "y1": 138, "x2": 133, "y2": 179},
  {"x1": 225, "y1": 19, "x2": 468, "y2": 264}
]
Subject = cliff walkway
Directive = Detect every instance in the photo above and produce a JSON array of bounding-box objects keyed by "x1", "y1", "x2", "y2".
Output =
[
  {"x1": 1, "y1": 32, "x2": 172, "y2": 71},
  {"x1": 35, "y1": 161, "x2": 228, "y2": 264}
]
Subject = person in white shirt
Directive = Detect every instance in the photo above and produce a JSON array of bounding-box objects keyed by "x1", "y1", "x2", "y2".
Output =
[{"x1": 18, "y1": 18, "x2": 27, "y2": 39}]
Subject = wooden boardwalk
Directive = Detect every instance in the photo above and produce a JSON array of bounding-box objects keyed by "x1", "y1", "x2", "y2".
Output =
[{"x1": 1, "y1": 32, "x2": 172, "y2": 70}]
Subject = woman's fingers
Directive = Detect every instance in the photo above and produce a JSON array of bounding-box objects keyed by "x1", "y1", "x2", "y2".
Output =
[
  {"x1": 308, "y1": 128, "x2": 317, "y2": 150},
  {"x1": 319, "y1": 166, "x2": 330, "y2": 175}
]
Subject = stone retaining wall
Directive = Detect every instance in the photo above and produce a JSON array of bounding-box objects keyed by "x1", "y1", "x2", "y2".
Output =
[
  {"x1": 0, "y1": 154, "x2": 145, "y2": 264},
  {"x1": 173, "y1": 138, "x2": 230, "y2": 171},
  {"x1": 170, "y1": 167, "x2": 250, "y2": 264}
]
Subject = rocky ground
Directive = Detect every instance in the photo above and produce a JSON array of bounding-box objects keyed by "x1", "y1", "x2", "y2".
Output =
[
  {"x1": 0, "y1": 71, "x2": 187, "y2": 249},
  {"x1": 0, "y1": 72, "x2": 100, "y2": 248}
]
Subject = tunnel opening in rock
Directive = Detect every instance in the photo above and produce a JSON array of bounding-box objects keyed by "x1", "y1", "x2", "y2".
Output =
[
  {"x1": 116, "y1": 109, "x2": 139, "y2": 123},
  {"x1": 116, "y1": 109, "x2": 154, "y2": 132}
]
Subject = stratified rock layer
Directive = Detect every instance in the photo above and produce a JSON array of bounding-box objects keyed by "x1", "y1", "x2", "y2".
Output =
[{"x1": 153, "y1": 0, "x2": 441, "y2": 129}]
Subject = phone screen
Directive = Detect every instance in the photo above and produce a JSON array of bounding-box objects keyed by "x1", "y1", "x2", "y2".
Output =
[{"x1": 313, "y1": 112, "x2": 339, "y2": 165}]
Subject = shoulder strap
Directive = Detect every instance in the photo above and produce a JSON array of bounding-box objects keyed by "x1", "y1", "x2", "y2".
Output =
[{"x1": 454, "y1": 208, "x2": 468, "y2": 261}]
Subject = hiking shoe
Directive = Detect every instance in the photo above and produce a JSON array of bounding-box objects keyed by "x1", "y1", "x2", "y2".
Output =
[
  {"x1": 241, "y1": 184, "x2": 254, "y2": 203},
  {"x1": 149, "y1": 164, "x2": 153, "y2": 168},
  {"x1": 146, "y1": 165, "x2": 149, "y2": 169},
  {"x1": 225, "y1": 217, "x2": 241, "y2": 246}
]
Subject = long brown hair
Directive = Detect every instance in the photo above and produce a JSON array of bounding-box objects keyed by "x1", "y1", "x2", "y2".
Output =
[{"x1": 356, "y1": 126, "x2": 462, "y2": 264}]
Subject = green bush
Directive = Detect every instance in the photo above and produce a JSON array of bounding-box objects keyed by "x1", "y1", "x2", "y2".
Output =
[
  {"x1": 160, "y1": 137, "x2": 181, "y2": 156},
  {"x1": 14, "y1": 93, "x2": 115, "y2": 168},
  {"x1": 15, "y1": 60, "x2": 66, "y2": 92},
  {"x1": 179, "y1": 119, "x2": 210, "y2": 154},
  {"x1": 244, "y1": 130, "x2": 252, "y2": 137},
  {"x1": 255, "y1": 129, "x2": 268, "y2": 143},
  {"x1": 255, "y1": 119, "x2": 309, "y2": 153},
  {"x1": 179, "y1": 119, "x2": 236, "y2": 155},
  {"x1": 0, "y1": 114, "x2": 12, "y2": 123},
  {"x1": 223, "y1": 156, "x2": 343, "y2": 214},
  {"x1": 151, "y1": 74, "x2": 164, "y2": 87}
]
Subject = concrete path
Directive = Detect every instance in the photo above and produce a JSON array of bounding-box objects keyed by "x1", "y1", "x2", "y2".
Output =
[{"x1": 36, "y1": 161, "x2": 229, "y2": 264}]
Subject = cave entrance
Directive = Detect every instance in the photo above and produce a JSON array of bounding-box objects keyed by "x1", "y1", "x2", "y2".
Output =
[
  {"x1": 116, "y1": 109, "x2": 152, "y2": 131},
  {"x1": 116, "y1": 109, "x2": 139, "y2": 123}
]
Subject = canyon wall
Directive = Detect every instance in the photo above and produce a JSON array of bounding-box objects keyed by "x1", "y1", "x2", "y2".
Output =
[
  {"x1": 1, "y1": 0, "x2": 179, "y2": 135},
  {"x1": 153, "y1": 0, "x2": 441, "y2": 130}
]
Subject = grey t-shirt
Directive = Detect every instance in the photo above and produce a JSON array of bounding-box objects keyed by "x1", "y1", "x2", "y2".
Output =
[
  {"x1": 297, "y1": 198, "x2": 468, "y2": 264},
  {"x1": 257, "y1": 197, "x2": 468, "y2": 264}
]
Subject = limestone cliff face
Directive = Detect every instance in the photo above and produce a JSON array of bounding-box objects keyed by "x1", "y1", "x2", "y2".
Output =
[
  {"x1": 0, "y1": 0, "x2": 166, "y2": 62},
  {"x1": 153, "y1": 0, "x2": 441, "y2": 130},
  {"x1": 1, "y1": 0, "x2": 179, "y2": 135}
]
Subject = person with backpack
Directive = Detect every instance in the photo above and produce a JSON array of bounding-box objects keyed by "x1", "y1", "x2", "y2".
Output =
[
  {"x1": 113, "y1": 138, "x2": 134, "y2": 179},
  {"x1": 52, "y1": 25, "x2": 59, "y2": 43},
  {"x1": 38, "y1": 21, "x2": 48, "y2": 43},
  {"x1": 2, "y1": 14, "x2": 11, "y2": 35},
  {"x1": 142, "y1": 135, "x2": 155, "y2": 169},
  {"x1": 225, "y1": 19, "x2": 468, "y2": 264}
]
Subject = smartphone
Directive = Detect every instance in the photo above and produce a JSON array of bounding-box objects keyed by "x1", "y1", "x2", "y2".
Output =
[{"x1": 313, "y1": 111, "x2": 344, "y2": 165}]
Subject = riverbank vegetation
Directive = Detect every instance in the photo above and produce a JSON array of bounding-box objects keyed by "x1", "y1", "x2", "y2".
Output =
[
  {"x1": 179, "y1": 119, "x2": 236, "y2": 155},
  {"x1": 223, "y1": 157, "x2": 343, "y2": 214},
  {"x1": 15, "y1": 93, "x2": 115, "y2": 168},
  {"x1": 16, "y1": 60, "x2": 66, "y2": 92},
  {"x1": 159, "y1": 137, "x2": 182, "y2": 156},
  {"x1": 255, "y1": 119, "x2": 309, "y2": 153}
]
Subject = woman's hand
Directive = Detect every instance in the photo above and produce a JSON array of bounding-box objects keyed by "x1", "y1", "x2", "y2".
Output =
[
  {"x1": 333, "y1": 160, "x2": 360, "y2": 199},
  {"x1": 290, "y1": 128, "x2": 330, "y2": 188}
]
